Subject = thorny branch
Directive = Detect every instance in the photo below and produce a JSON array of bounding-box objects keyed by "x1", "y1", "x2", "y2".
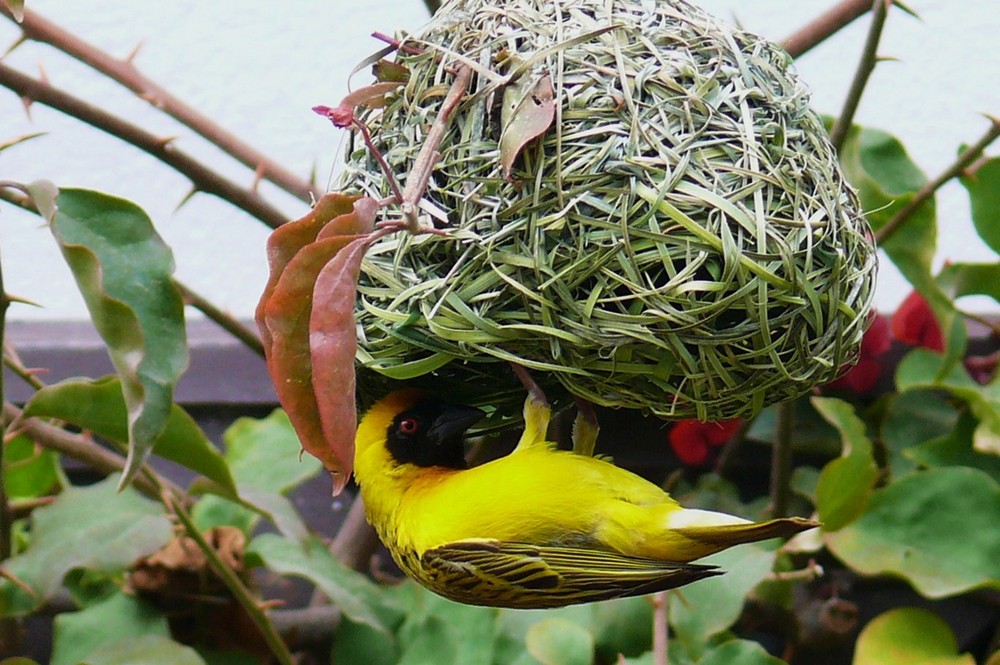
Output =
[
  {"x1": 0, "y1": 2, "x2": 319, "y2": 203},
  {"x1": 782, "y1": 0, "x2": 875, "y2": 58},
  {"x1": 1, "y1": 402, "x2": 180, "y2": 500},
  {"x1": 876, "y1": 116, "x2": 1000, "y2": 244},
  {"x1": 829, "y1": 0, "x2": 893, "y2": 154},
  {"x1": 0, "y1": 62, "x2": 289, "y2": 229}
]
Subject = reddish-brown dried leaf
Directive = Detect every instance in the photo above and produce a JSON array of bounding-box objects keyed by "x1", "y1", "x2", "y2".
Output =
[
  {"x1": 310, "y1": 234, "x2": 378, "y2": 494},
  {"x1": 313, "y1": 81, "x2": 403, "y2": 127},
  {"x1": 255, "y1": 196, "x2": 378, "y2": 485},
  {"x1": 255, "y1": 193, "x2": 363, "y2": 351},
  {"x1": 499, "y1": 73, "x2": 555, "y2": 180}
]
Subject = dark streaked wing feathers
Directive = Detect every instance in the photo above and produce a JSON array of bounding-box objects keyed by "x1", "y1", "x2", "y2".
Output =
[{"x1": 419, "y1": 539, "x2": 721, "y2": 609}]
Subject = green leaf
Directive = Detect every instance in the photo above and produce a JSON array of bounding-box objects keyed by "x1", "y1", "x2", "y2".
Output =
[
  {"x1": 811, "y1": 397, "x2": 873, "y2": 458},
  {"x1": 81, "y1": 635, "x2": 205, "y2": 665},
  {"x1": 698, "y1": 640, "x2": 786, "y2": 665},
  {"x1": 331, "y1": 617, "x2": 400, "y2": 665},
  {"x1": 839, "y1": 126, "x2": 935, "y2": 289},
  {"x1": 826, "y1": 467, "x2": 1000, "y2": 598},
  {"x1": 938, "y1": 263, "x2": 1000, "y2": 306},
  {"x1": 960, "y1": 155, "x2": 1000, "y2": 255},
  {"x1": 853, "y1": 607, "x2": 975, "y2": 665},
  {"x1": 896, "y1": 349, "x2": 1000, "y2": 455},
  {"x1": 670, "y1": 544, "x2": 776, "y2": 659},
  {"x1": 1, "y1": 659, "x2": 41, "y2": 665},
  {"x1": 398, "y1": 615, "x2": 459, "y2": 665},
  {"x1": 907, "y1": 411, "x2": 1000, "y2": 484},
  {"x1": 525, "y1": 617, "x2": 594, "y2": 665},
  {"x1": 747, "y1": 399, "x2": 841, "y2": 457},
  {"x1": 811, "y1": 397, "x2": 878, "y2": 530},
  {"x1": 592, "y1": 597, "x2": 652, "y2": 661},
  {"x1": 237, "y1": 486, "x2": 310, "y2": 543},
  {"x1": 195, "y1": 650, "x2": 261, "y2": 665},
  {"x1": 0, "y1": 475, "x2": 172, "y2": 615},
  {"x1": 790, "y1": 466, "x2": 821, "y2": 504},
  {"x1": 838, "y1": 126, "x2": 965, "y2": 361},
  {"x1": 221, "y1": 409, "x2": 323, "y2": 492},
  {"x1": 24, "y1": 377, "x2": 236, "y2": 497},
  {"x1": 248, "y1": 533, "x2": 395, "y2": 633},
  {"x1": 49, "y1": 189, "x2": 187, "y2": 489},
  {"x1": 816, "y1": 455, "x2": 878, "y2": 531},
  {"x1": 191, "y1": 409, "x2": 321, "y2": 535},
  {"x1": 3, "y1": 434, "x2": 60, "y2": 499},
  {"x1": 415, "y1": 590, "x2": 499, "y2": 665},
  {"x1": 881, "y1": 390, "x2": 960, "y2": 478},
  {"x1": 51, "y1": 592, "x2": 169, "y2": 665}
]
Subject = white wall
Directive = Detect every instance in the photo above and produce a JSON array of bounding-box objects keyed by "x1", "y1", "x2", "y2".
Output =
[{"x1": 0, "y1": 0, "x2": 997, "y2": 321}]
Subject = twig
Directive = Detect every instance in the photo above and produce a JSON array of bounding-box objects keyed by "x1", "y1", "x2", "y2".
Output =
[
  {"x1": 714, "y1": 418, "x2": 752, "y2": 478},
  {"x1": 770, "y1": 400, "x2": 794, "y2": 518},
  {"x1": 0, "y1": 259, "x2": 11, "y2": 564},
  {"x1": 1, "y1": 402, "x2": 179, "y2": 500},
  {"x1": 0, "y1": 243, "x2": 19, "y2": 654},
  {"x1": 330, "y1": 494, "x2": 381, "y2": 573},
  {"x1": 829, "y1": 0, "x2": 892, "y2": 154},
  {"x1": 271, "y1": 605, "x2": 342, "y2": 651},
  {"x1": 782, "y1": 0, "x2": 874, "y2": 58},
  {"x1": 7, "y1": 496, "x2": 56, "y2": 519},
  {"x1": 963, "y1": 310, "x2": 1000, "y2": 341},
  {"x1": 0, "y1": 62, "x2": 289, "y2": 229},
  {"x1": 876, "y1": 116, "x2": 1000, "y2": 244},
  {"x1": 0, "y1": 3, "x2": 319, "y2": 203},
  {"x1": 767, "y1": 560, "x2": 825, "y2": 583},
  {"x1": 3, "y1": 340, "x2": 47, "y2": 391},
  {"x1": 398, "y1": 65, "x2": 471, "y2": 230},
  {"x1": 173, "y1": 281, "x2": 265, "y2": 358},
  {"x1": 171, "y1": 499, "x2": 295, "y2": 665},
  {"x1": 651, "y1": 592, "x2": 669, "y2": 665}
]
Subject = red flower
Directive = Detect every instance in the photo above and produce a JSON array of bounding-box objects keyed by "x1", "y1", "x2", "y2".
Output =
[
  {"x1": 827, "y1": 313, "x2": 891, "y2": 394},
  {"x1": 669, "y1": 419, "x2": 742, "y2": 466},
  {"x1": 891, "y1": 290, "x2": 944, "y2": 351}
]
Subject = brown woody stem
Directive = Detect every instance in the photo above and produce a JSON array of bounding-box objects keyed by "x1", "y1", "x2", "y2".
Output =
[{"x1": 782, "y1": 0, "x2": 874, "y2": 58}]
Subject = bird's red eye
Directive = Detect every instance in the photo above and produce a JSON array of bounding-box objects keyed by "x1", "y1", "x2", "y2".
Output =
[{"x1": 398, "y1": 417, "x2": 420, "y2": 435}]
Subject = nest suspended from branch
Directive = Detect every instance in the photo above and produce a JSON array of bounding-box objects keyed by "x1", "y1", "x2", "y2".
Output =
[{"x1": 340, "y1": 0, "x2": 877, "y2": 423}]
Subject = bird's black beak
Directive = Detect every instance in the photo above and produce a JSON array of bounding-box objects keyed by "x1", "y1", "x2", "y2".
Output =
[{"x1": 427, "y1": 404, "x2": 487, "y2": 444}]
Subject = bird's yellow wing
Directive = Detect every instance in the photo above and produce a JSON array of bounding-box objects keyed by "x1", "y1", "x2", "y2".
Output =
[{"x1": 418, "y1": 538, "x2": 721, "y2": 609}]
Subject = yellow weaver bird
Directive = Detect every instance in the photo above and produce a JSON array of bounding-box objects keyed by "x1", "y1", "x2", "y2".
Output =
[{"x1": 354, "y1": 389, "x2": 817, "y2": 609}]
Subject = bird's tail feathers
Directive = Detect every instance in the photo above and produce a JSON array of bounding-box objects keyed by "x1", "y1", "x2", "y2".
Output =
[{"x1": 672, "y1": 515, "x2": 818, "y2": 547}]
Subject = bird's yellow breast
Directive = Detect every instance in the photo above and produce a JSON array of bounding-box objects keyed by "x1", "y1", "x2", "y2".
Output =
[{"x1": 364, "y1": 444, "x2": 680, "y2": 560}]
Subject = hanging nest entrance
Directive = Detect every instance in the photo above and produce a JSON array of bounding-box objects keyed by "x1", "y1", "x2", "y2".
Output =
[{"x1": 340, "y1": 0, "x2": 877, "y2": 423}]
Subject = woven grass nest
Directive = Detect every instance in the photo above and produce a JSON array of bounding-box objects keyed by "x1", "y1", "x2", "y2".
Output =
[{"x1": 341, "y1": 0, "x2": 877, "y2": 423}]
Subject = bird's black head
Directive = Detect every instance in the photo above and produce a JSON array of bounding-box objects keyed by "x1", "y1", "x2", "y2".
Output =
[{"x1": 385, "y1": 397, "x2": 486, "y2": 469}]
